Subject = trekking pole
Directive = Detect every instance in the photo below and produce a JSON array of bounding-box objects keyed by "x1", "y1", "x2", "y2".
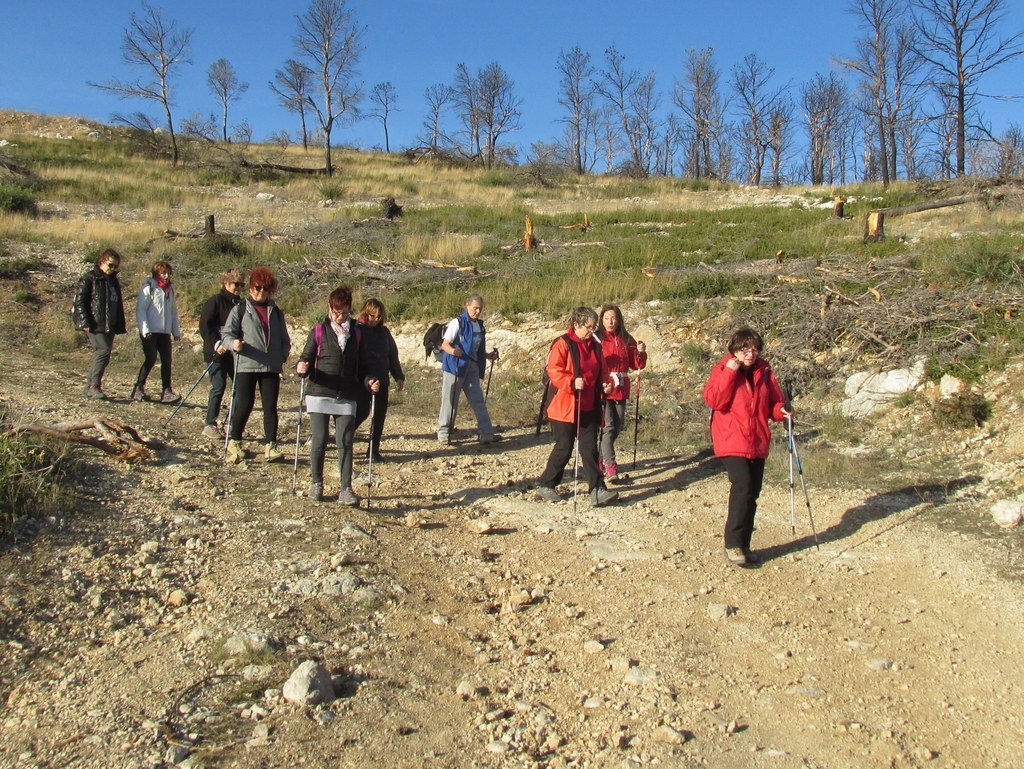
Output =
[
  {"x1": 783, "y1": 381, "x2": 819, "y2": 550},
  {"x1": 223, "y1": 357, "x2": 237, "y2": 455},
  {"x1": 485, "y1": 349, "x2": 497, "y2": 399},
  {"x1": 631, "y1": 370, "x2": 641, "y2": 471},
  {"x1": 787, "y1": 415, "x2": 797, "y2": 534},
  {"x1": 291, "y1": 377, "x2": 306, "y2": 494},
  {"x1": 164, "y1": 358, "x2": 217, "y2": 427},
  {"x1": 366, "y1": 391, "x2": 376, "y2": 509},
  {"x1": 572, "y1": 390, "x2": 582, "y2": 515}
]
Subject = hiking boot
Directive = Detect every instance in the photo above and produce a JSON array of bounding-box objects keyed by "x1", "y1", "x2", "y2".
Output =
[
  {"x1": 370, "y1": 451, "x2": 385, "y2": 463},
  {"x1": 535, "y1": 486, "x2": 562, "y2": 503},
  {"x1": 265, "y1": 442, "x2": 285, "y2": 462},
  {"x1": 85, "y1": 386, "x2": 107, "y2": 400},
  {"x1": 201, "y1": 424, "x2": 221, "y2": 441},
  {"x1": 132, "y1": 386, "x2": 146, "y2": 402},
  {"x1": 743, "y1": 549, "x2": 761, "y2": 565},
  {"x1": 226, "y1": 439, "x2": 245, "y2": 464},
  {"x1": 724, "y1": 547, "x2": 749, "y2": 567},
  {"x1": 307, "y1": 482, "x2": 323, "y2": 502},
  {"x1": 604, "y1": 461, "x2": 619, "y2": 483},
  {"x1": 479, "y1": 434, "x2": 502, "y2": 445},
  {"x1": 590, "y1": 487, "x2": 618, "y2": 507},
  {"x1": 337, "y1": 487, "x2": 360, "y2": 507},
  {"x1": 161, "y1": 389, "x2": 180, "y2": 404}
]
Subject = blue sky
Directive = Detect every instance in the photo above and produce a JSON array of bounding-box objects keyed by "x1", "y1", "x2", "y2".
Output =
[{"x1": 2, "y1": 0, "x2": 1022, "y2": 161}]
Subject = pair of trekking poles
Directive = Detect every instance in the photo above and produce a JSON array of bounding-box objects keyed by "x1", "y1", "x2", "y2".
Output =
[
  {"x1": 784, "y1": 380, "x2": 820, "y2": 550},
  {"x1": 290, "y1": 378, "x2": 378, "y2": 510}
]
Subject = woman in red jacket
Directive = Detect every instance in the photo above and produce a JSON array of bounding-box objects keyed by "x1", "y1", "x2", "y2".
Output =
[
  {"x1": 703, "y1": 328, "x2": 790, "y2": 567},
  {"x1": 535, "y1": 307, "x2": 618, "y2": 507},
  {"x1": 595, "y1": 304, "x2": 647, "y2": 482}
]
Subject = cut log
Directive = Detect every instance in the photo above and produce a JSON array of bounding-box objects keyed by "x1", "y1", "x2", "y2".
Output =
[{"x1": 8, "y1": 418, "x2": 160, "y2": 462}]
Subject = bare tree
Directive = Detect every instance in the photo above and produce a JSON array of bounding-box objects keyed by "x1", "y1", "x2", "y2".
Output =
[
  {"x1": 912, "y1": 0, "x2": 1024, "y2": 176},
  {"x1": 767, "y1": 98, "x2": 795, "y2": 186},
  {"x1": 270, "y1": 60, "x2": 312, "y2": 151},
  {"x1": 207, "y1": 58, "x2": 248, "y2": 142},
  {"x1": 89, "y1": 3, "x2": 193, "y2": 165},
  {"x1": 420, "y1": 83, "x2": 454, "y2": 151},
  {"x1": 731, "y1": 53, "x2": 790, "y2": 185},
  {"x1": 293, "y1": 0, "x2": 364, "y2": 176},
  {"x1": 801, "y1": 72, "x2": 849, "y2": 185},
  {"x1": 838, "y1": 0, "x2": 923, "y2": 185},
  {"x1": 555, "y1": 46, "x2": 598, "y2": 175},
  {"x1": 595, "y1": 45, "x2": 660, "y2": 177},
  {"x1": 368, "y1": 81, "x2": 398, "y2": 152},
  {"x1": 451, "y1": 62, "x2": 522, "y2": 167},
  {"x1": 674, "y1": 47, "x2": 729, "y2": 180},
  {"x1": 993, "y1": 123, "x2": 1024, "y2": 175}
]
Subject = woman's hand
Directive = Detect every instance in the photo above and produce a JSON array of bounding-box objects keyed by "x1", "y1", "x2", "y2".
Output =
[
  {"x1": 637, "y1": 341, "x2": 646, "y2": 354},
  {"x1": 296, "y1": 361, "x2": 309, "y2": 376},
  {"x1": 368, "y1": 378, "x2": 381, "y2": 393},
  {"x1": 396, "y1": 380, "x2": 405, "y2": 392},
  {"x1": 574, "y1": 377, "x2": 585, "y2": 391},
  {"x1": 232, "y1": 339, "x2": 244, "y2": 353},
  {"x1": 602, "y1": 381, "x2": 613, "y2": 395},
  {"x1": 725, "y1": 357, "x2": 741, "y2": 371}
]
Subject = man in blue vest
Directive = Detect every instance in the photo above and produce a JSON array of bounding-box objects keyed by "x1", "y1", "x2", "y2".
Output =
[{"x1": 437, "y1": 294, "x2": 500, "y2": 444}]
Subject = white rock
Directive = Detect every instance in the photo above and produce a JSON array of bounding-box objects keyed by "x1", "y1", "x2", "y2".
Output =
[
  {"x1": 623, "y1": 667, "x2": 656, "y2": 686},
  {"x1": 991, "y1": 499, "x2": 1024, "y2": 528},
  {"x1": 939, "y1": 374, "x2": 964, "y2": 399},
  {"x1": 255, "y1": 192, "x2": 276, "y2": 201},
  {"x1": 583, "y1": 639, "x2": 606, "y2": 654},
  {"x1": 841, "y1": 359, "x2": 926, "y2": 417},
  {"x1": 708, "y1": 603, "x2": 735, "y2": 621},
  {"x1": 282, "y1": 661, "x2": 336, "y2": 706}
]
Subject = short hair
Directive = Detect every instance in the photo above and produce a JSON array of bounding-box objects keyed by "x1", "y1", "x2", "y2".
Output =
[
  {"x1": 568, "y1": 306, "x2": 599, "y2": 328},
  {"x1": 465, "y1": 293, "x2": 484, "y2": 308},
  {"x1": 248, "y1": 266, "x2": 278, "y2": 293},
  {"x1": 220, "y1": 268, "x2": 246, "y2": 285},
  {"x1": 598, "y1": 304, "x2": 629, "y2": 338},
  {"x1": 360, "y1": 297, "x2": 386, "y2": 323},
  {"x1": 97, "y1": 248, "x2": 121, "y2": 268},
  {"x1": 329, "y1": 285, "x2": 353, "y2": 311},
  {"x1": 728, "y1": 327, "x2": 764, "y2": 354},
  {"x1": 151, "y1": 260, "x2": 172, "y2": 278}
]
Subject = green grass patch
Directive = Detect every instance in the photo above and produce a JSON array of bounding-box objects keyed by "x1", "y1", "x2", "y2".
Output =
[
  {"x1": 0, "y1": 184, "x2": 38, "y2": 216},
  {"x1": 0, "y1": 427, "x2": 75, "y2": 537}
]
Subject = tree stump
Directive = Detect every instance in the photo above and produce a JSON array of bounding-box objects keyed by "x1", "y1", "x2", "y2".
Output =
[
  {"x1": 523, "y1": 216, "x2": 537, "y2": 252},
  {"x1": 380, "y1": 197, "x2": 403, "y2": 219},
  {"x1": 832, "y1": 196, "x2": 845, "y2": 218},
  {"x1": 204, "y1": 214, "x2": 216, "y2": 236},
  {"x1": 864, "y1": 210, "x2": 885, "y2": 242}
]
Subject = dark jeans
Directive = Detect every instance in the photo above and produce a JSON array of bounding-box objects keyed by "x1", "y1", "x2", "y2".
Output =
[
  {"x1": 720, "y1": 456, "x2": 766, "y2": 550},
  {"x1": 309, "y1": 412, "x2": 355, "y2": 489},
  {"x1": 134, "y1": 332, "x2": 173, "y2": 392},
  {"x1": 86, "y1": 331, "x2": 115, "y2": 390},
  {"x1": 539, "y1": 410, "x2": 603, "y2": 492},
  {"x1": 229, "y1": 372, "x2": 280, "y2": 443},
  {"x1": 204, "y1": 354, "x2": 234, "y2": 426},
  {"x1": 355, "y1": 385, "x2": 390, "y2": 455}
]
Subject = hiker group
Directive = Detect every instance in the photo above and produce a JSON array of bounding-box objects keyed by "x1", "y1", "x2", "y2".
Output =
[{"x1": 74, "y1": 257, "x2": 798, "y2": 567}]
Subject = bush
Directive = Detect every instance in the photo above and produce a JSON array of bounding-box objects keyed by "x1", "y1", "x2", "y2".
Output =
[
  {"x1": 0, "y1": 429, "x2": 74, "y2": 537},
  {"x1": 0, "y1": 184, "x2": 38, "y2": 217},
  {"x1": 932, "y1": 392, "x2": 991, "y2": 429}
]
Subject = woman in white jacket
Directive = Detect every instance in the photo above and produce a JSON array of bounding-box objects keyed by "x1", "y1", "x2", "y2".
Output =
[{"x1": 132, "y1": 260, "x2": 182, "y2": 403}]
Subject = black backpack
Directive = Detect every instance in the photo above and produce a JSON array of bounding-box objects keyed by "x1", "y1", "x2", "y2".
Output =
[{"x1": 422, "y1": 321, "x2": 446, "y2": 362}]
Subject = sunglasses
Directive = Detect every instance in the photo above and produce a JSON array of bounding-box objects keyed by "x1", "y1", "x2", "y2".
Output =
[
  {"x1": 228, "y1": 281, "x2": 244, "y2": 288},
  {"x1": 251, "y1": 284, "x2": 272, "y2": 292}
]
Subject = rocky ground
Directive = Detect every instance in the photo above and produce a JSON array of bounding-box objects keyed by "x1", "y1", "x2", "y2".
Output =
[{"x1": 1, "y1": 329, "x2": 1023, "y2": 769}]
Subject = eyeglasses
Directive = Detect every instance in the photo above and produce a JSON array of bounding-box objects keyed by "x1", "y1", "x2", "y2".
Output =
[
  {"x1": 252, "y1": 285, "x2": 271, "y2": 292},
  {"x1": 328, "y1": 308, "x2": 350, "y2": 317},
  {"x1": 228, "y1": 281, "x2": 244, "y2": 288},
  {"x1": 736, "y1": 347, "x2": 760, "y2": 355},
  {"x1": 582, "y1": 324, "x2": 596, "y2": 332}
]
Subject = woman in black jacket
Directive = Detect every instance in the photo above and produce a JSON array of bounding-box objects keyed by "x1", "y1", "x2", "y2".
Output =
[
  {"x1": 295, "y1": 286, "x2": 380, "y2": 506},
  {"x1": 355, "y1": 298, "x2": 405, "y2": 461},
  {"x1": 72, "y1": 249, "x2": 127, "y2": 399},
  {"x1": 198, "y1": 269, "x2": 245, "y2": 440}
]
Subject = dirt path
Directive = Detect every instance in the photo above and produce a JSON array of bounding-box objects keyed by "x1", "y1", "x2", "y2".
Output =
[{"x1": 1, "y1": 343, "x2": 1022, "y2": 769}]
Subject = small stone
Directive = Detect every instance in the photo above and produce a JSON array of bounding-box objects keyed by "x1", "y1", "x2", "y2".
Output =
[
  {"x1": 282, "y1": 661, "x2": 335, "y2": 706},
  {"x1": 991, "y1": 500, "x2": 1023, "y2": 528},
  {"x1": 867, "y1": 658, "x2": 893, "y2": 671},
  {"x1": 467, "y1": 519, "x2": 496, "y2": 534},
  {"x1": 166, "y1": 590, "x2": 188, "y2": 607},
  {"x1": 708, "y1": 603, "x2": 735, "y2": 621},
  {"x1": 485, "y1": 741, "x2": 509, "y2": 753},
  {"x1": 651, "y1": 725, "x2": 687, "y2": 745},
  {"x1": 623, "y1": 667, "x2": 656, "y2": 687},
  {"x1": 583, "y1": 639, "x2": 606, "y2": 654}
]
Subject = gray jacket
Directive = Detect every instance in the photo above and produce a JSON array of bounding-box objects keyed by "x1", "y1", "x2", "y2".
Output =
[{"x1": 221, "y1": 299, "x2": 291, "y2": 373}]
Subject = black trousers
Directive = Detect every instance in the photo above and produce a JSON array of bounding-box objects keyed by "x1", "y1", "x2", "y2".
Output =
[
  {"x1": 134, "y1": 332, "x2": 173, "y2": 392},
  {"x1": 539, "y1": 410, "x2": 602, "y2": 491},
  {"x1": 229, "y1": 372, "x2": 280, "y2": 443},
  {"x1": 720, "y1": 456, "x2": 766, "y2": 550},
  {"x1": 355, "y1": 385, "x2": 390, "y2": 454}
]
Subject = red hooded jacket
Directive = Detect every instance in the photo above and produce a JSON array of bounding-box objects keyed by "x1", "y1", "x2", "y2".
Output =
[{"x1": 703, "y1": 353, "x2": 787, "y2": 459}]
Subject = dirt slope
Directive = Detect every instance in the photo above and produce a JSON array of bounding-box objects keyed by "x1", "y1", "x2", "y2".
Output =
[{"x1": 1, "y1": 336, "x2": 1022, "y2": 769}]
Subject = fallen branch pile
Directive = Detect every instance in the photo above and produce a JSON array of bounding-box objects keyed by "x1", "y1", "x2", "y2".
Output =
[{"x1": 7, "y1": 419, "x2": 161, "y2": 462}]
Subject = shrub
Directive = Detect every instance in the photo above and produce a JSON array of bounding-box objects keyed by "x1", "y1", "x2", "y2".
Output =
[
  {"x1": 0, "y1": 184, "x2": 38, "y2": 217},
  {"x1": 932, "y1": 392, "x2": 991, "y2": 429},
  {"x1": 0, "y1": 428, "x2": 74, "y2": 537},
  {"x1": 0, "y1": 256, "x2": 35, "y2": 279}
]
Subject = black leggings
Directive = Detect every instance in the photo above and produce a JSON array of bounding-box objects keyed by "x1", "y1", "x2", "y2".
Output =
[
  {"x1": 355, "y1": 385, "x2": 390, "y2": 454},
  {"x1": 229, "y1": 372, "x2": 280, "y2": 443},
  {"x1": 134, "y1": 332, "x2": 173, "y2": 392},
  {"x1": 720, "y1": 456, "x2": 766, "y2": 550},
  {"x1": 539, "y1": 410, "x2": 602, "y2": 491}
]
